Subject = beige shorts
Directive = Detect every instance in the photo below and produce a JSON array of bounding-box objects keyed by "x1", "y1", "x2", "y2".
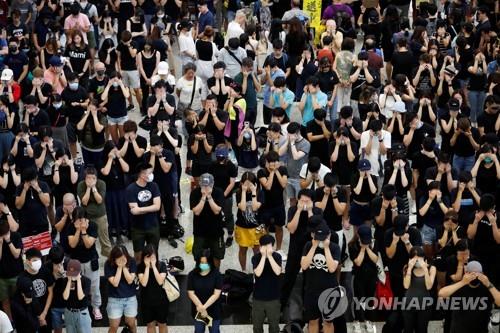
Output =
[{"x1": 121, "y1": 70, "x2": 140, "y2": 89}]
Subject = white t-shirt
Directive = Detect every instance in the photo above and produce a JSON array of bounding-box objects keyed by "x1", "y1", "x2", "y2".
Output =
[
  {"x1": 360, "y1": 129, "x2": 391, "y2": 177},
  {"x1": 0, "y1": 311, "x2": 12, "y2": 333},
  {"x1": 225, "y1": 21, "x2": 244, "y2": 45},
  {"x1": 176, "y1": 76, "x2": 207, "y2": 111},
  {"x1": 178, "y1": 31, "x2": 196, "y2": 65},
  {"x1": 299, "y1": 163, "x2": 331, "y2": 189}
]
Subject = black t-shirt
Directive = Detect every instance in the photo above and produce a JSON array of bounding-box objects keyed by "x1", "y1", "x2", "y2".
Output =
[
  {"x1": 137, "y1": 261, "x2": 169, "y2": 305},
  {"x1": 61, "y1": 87, "x2": 88, "y2": 124},
  {"x1": 452, "y1": 128, "x2": 480, "y2": 157},
  {"x1": 118, "y1": 135, "x2": 148, "y2": 171},
  {"x1": 251, "y1": 252, "x2": 282, "y2": 301},
  {"x1": 144, "y1": 149, "x2": 177, "y2": 193},
  {"x1": 263, "y1": 54, "x2": 291, "y2": 73},
  {"x1": 328, "y1": 140, "x2": 358, "y2": 185},
  {"x1": 450, "y1": 284, "x2": 493, "y2": 333},
  {"x1": 126, "y1": 181, "x2": 161, "y2": 230},
  {"x1": 470, "y1": 214, "x2": 499, "y2": 259},
  {"x1": 116, "y1": 41, "x2": 138, "y2": 71},
  {"x1": 350, "y1": 66, "x2": 380, "y2": 101},
  {"x1": 435, "y1": 225, "x2": 466, "y2": 260},
  {"x1": 315, "y1": 70, "x2": 339, "y2": 95},
  {"x1": 306, "y1": 120, "x2": 331, "y2": 166},
  {"x1": 411, "y1": 67, "x2": 434, "y2": 97},
  {"x1": 384, "y1": 226, "x2": 422, "y2": 273},
  {"x1": 188, "y1": 133, "x2": 214, "y2": 166},
  {"x1": 104, "y1": 260, "x2": 137, "y2": 298},
  {"x1": 33, "y1": 139, "x2": 64, "y2": 180},
  {"x1": 371, "y1": 196, "x2": 406, "y2": 235},
  {"x1": 198, "y1": 109, "x2": 228, "y2": 146},
  {"x1": 351, "y1": 174, "x2": 378, "y2": 203},
  {"x1": 302, "y1": 241, "x2": 340, "y2": 294},
  {"x1": 207, "y1": 77, "x2": 233, "y2": 108},
  {"x1": 477, "y1": 111, "x2": 499, "y2": 136},
  {"x1": 147, "y1": 94, "x2": 176, "y2": 128},
  {"x1": 11, "y1": 136, "x2": 37, "y2": 171},
  {"x1": 88, "y1": 76, "x2": 109, "y2": 103},
  {"x1": 332, "y1": 118, "x2": 363, "y2": 145},
  {"x1": 404, "y1": 124, "x2": 436, "y2": 159},
  {"x1": 424, "y1": 166, "x2": 458, "y2": 197},
  {"x1": 27, "y1": 110, "x2": 50, "y2": 134},
  {"x1": 64, "y1": 276, "x2": 91, "y2": 309},
  {"x1": 50, "y1": 268, "x2": 67, "y2": 309},
  {"x1": 235, "y1": 190, "x2": 264, "y2": 228},
  {"x1": 257, "y1": 166, "x2": 288, "y2": 208},
  {"x1": 64, "y1": 45, "x2": 91, "y2": 74},
  {"x1": 15, "y1": 181, "x2": 51, "y2": 237},
  {"x1": 418, "y1": 194, "x2": 451, "y2": 228},
  {"x1": 106, "y1": 87, "x2": 127, "y2": 118},
  {"x1": 450, "y1": 188, "x2": 480, "y2": 228},
  {"x1": 187, "y1": 269, "x2": 223, "y2": 319},
  {"x1": 287, "y1": 206, "x2": 323, "y2": 246},
  {"x1": 189, "y1": 187, "x2": 225, "y2": 238},
  {"x1": 67, "y1": 221, "x2": 98, "y2": 263},
  {"x1": 349, "y1": 241, "x2": 379, "y2": 278},
  {"x1": 100, "y1": 159, "x2": 127, "y2": 191},
  {"x1": 19, "y1": 267, "x2": 55, "y2": 307},
  {"x1": 411, "y1": 151, "x2": 437, "y2": 191},
  {"x1": 208, "y1": 161, "x2": 238, "y2": 198},
  {"x1": 475, "y1": 164, "x2": 498, "y2": 197},
  {"x1": 0, "y1": 232, "x2": 24, "y2": 278},
  {"x1": 390, "y1": 50, "x2": 416, "y2": 79},
  {"x1": 55, "y1": 206, "x2": 73, "y2": 253},
  {"x1": 315, "y1": 186, "x2": 347, "y2": 231}
]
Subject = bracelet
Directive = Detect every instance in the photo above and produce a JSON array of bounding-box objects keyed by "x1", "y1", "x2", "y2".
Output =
[
  {"x1": 5, "y1": 240, "x2": 11, "y2": 245},
  {"x1": 81, "y1": 233, "x2": 87, "y2": 236},
  {"x1": 404, "y1": 241, "x2": 410, "y2": 245},
  {"x1": 54, "y1": 169, "x2": 59, "y2": 172},
  {"x1": 378, "y1": 139, "x2": 383, "y2": 142},
  {"x1": 488, "y1": 283, "x2": 494, "y2": 290}
]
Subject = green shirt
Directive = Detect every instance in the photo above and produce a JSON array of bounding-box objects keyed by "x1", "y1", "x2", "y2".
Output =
[
  {"x1": 77, "y1": 179, "x2": 107, "y2": 218},
  {"x1": 234, "y1": 72, "x2": 257, "y2": 110}
]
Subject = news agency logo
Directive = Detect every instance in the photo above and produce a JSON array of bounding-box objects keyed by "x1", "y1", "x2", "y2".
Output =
[{"x1": 318, "y1": 286, "x2": 349, "y2": 321}]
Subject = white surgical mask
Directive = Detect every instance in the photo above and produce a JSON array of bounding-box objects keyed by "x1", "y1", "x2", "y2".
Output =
[
  {"x1": 416, "y1": 121, "x2": 423, "y2": 129},
  {"x1": 318, "y1": 241, "x2": 324, "y2": 249},
  {"x1": 158, "y1": 14, "x2": 164, "y2": 18},
  {"x1": 147, "y1": 173, "x2": 154, "y2": 183},
  {"x1": 69, "y1": 82, "x2": 79, "y2": 91},
  {"x1": 31, "y1": 259, "x2": 42, "y2": 273},
  {"x1": 53, "y1": 102, "x2": 62, "y2": 109}
]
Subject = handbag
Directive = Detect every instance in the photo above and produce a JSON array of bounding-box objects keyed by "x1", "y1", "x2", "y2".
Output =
[
  {"x1": 375, "y1": 273, "x2": 393, "y2": 309},
  {"x1": 138, "y1": 115, "x2": 153, "y2": 131},
  {"x1": 177, "y1": 77, "x2": 197, "y2": 115},
  {"x1": 163, "y1": 272, "x2": 180, "y2": 302}
]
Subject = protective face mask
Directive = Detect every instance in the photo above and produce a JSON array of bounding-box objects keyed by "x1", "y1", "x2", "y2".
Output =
[
  {"x1": 53, "y1": 103, "x2": 62, "y2": 109},
  {"x1": 199, "y1": 263, "x2": 210, "y2": 271},
  {"x1": 147, "y1": 173, "x2": 154, "y2": 183},
  {"x1": 484, "y1": 157, "x2": 493, "y2": 164},
  {"x1": 416, "y1": 121, "x2": 423, "y2": 129},
  {"x1": 69, "y1": 82, "x2": 79, "y2": 91},
  {"x1": 318, "y1": 241, "x2": 324, "y2": 249},
  {"x1": 112, "y1": 82, "x2": 119, "y2": 88},
  {"x1": 96, "y1": 70, "x2": 105, "y2": 77},
  {"x1": 158, "y1": 14, "x2": 165, "y2": 18},
  {"x1": 414, "y1": 260, "x2": 422, "y2": 268},
  {"x1": 31, "y1": 259, "x2": 42, "y2": 273}
]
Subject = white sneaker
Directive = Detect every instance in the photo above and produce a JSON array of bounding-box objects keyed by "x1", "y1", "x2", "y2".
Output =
[
  {"x1": 277, "y1": 250, "x2": 287, "y2": 261},
  {"x1": 353, "y1": 321, "x2": 362, "y2": 333},
  {"x1": 365, "y1": 320, "x2": 375, "y2": 333}
]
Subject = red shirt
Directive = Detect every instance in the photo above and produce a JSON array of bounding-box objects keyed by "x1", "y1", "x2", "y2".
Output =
[{"x1": 317, "y1": 48, "x2": 335, "y2": 64}]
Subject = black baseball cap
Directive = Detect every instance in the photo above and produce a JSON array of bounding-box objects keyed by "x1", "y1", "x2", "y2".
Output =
[
  {"x1": 314, "y1": 223, "x2": 331, "y2": 241},
  {"x1": 393, "y1": 215, "x2": 409, "y2": 236},
  {"x1": 358, "y1": 224, "x2": 372, "y2": 245}
]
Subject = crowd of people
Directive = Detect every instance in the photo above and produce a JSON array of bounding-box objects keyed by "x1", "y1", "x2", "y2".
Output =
[{"x1": 0, "y1": 0, "x2": 497, "y2": 332}]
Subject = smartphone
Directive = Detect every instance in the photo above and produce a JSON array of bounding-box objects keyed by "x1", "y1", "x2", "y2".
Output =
[
  {"x1": 195, "y1": 312, "x2": 211, "y2": 326},
  {"x1": 363, "y1": 0, "x2": 379, "y2": 8}
]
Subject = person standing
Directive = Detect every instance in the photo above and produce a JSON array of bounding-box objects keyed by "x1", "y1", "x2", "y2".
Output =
[
  {"x1": 77, "y1": 166, "x2": 112, "y2": 257},
  {"x1": 190, "y1": 173, "x2": 225, "y2": 268},
  {"x1": 126, "y1": 163, "x2": 161, "y2": 263},
  {"x1": 62, "y1": 259, "x2": 92, "y2": 333},
  {"x1": 252, "y1": 235, "x2": 282, "y2": 333}
]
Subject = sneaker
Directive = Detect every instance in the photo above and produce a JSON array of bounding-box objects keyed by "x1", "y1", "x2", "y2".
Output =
[
  {"x1": 352, "y1": 321, "x2": 362, "y2": 333},
  {"x1": 180, "y1": 205, "x2": 185, "y2": 214},
  {"x1": 277, "y1": 250, "x2": 287, "y2": 261},
  {"x1": 168, "y1": 237, "x2": 178, "y2": 248},
  {"x1": 225, "y1": 236, "x2": 233, "y2": 248},
  {"x1": 126, "y1": 105, "x2": 134, "y2": 112},
  {"x1": 365, "y1": 320, "x2": 375, "y2": 333},
  {"x1": 93, "y1": 308, "x2": 103, "y2": 320}
]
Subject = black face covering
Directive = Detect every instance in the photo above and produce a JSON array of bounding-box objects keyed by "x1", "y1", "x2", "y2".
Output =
[
  {"x1": 9, "y1": 46, "x2": 17, "y2": 53},
  {"x1": 469, "y1": 279, "x2": 481, "y2": 288},
  {"x1": 97, "y1": 70, "x2": 105, "y2": 77}
]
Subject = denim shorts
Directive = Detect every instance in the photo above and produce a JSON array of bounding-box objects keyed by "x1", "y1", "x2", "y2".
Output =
[
  {"x1": 106, "y1": 296, "x2": 138, "y2": 319},
  {"x1": 51, "y1": 307, "x2": 65, "y2": 329},
  {"x1": 421, "y1": 224, "x2": 437, "y2": 245},
  {"x1": 107, "y1": 115, "x2": 128, "y2": 125}
]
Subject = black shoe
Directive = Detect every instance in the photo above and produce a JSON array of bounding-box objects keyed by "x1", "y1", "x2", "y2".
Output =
[
  {"x1": 225, "y1": 236, "x2": 233, "y2": 248},
  {"x1": 121, "y1": 229, "x2": 130, "y2": 239},
  {"x1": 168, "y1": 236, "x2": 178, "y2": 248},
  {"x1": 127, "y1": 105, "x2": 135, "y2": 112}
]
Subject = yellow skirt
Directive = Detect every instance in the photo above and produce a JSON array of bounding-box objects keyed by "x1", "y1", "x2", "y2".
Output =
[{"x1": 235, "y1": 225, "x2": 265, "y2": 248}]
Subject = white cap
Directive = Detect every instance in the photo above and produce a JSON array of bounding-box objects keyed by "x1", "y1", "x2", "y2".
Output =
[
  {"x1": 393, "y1": 101, "x2": 406, "y2": 113},
  {"x1": 1, "y1": 68, "x2": 13, "y2": 81},
  {"x1": 158, "y1": 61, "x2": 169, "y2": 75}
]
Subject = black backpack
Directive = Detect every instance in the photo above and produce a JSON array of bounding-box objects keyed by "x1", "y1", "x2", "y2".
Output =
[{"x1": 221, "y1": 269, "x2": 253, "y2": 304}]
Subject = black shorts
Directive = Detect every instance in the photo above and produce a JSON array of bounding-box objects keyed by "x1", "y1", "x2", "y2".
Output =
[
  {"x1": 260, "y1": 206, "x2": 286, "y2": 227},
  {"x1": 193, "y1": 235, "x2": 225, "y2": 260},
  {"x1": 191, "y1": 162, "x2": 211, "y2": 177},
  {"x1": 349, "y1": 202, "x2": 371, "y2": 226},
  {"x1": 141, "y1": 302, "x2": 169, "y2": 324},
  {"x1": 303, "y1": 292, "x2": 334, "y2": 322}
]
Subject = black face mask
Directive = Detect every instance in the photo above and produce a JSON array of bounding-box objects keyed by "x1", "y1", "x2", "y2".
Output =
[
  {"x1": 9, "y1": 46, "x2": 17, "y2": 53},
  {"x1": 216, "y1": 156, "x2": 226, "y2": 163},
  {"x1": 71, "y1": 9, "x2": 80, "y2": 16},
  {"x1": 96, "y1": 70, "x2": 105, "y2": 77}
]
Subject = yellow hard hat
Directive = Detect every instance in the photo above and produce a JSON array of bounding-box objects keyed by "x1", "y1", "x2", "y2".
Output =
[{"x1": 185, "y1": 236, "x2": 194, "y2": 254}]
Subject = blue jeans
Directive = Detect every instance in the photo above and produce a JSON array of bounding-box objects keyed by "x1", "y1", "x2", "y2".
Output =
[
  {"x1": 51, "y1": 307, "x2": 65, "y2": 330},
  {"x1": 468, "y1": 90, "x2": 486, "y2": 123},
  {"x1": 453, "y1": 154, "x2": 475, "y2": 173},
  {"x1": 194, "y1": 319, "x2": 221, "y2": 333},
  {"x1": 421, "y1": 224, "x2": 437, "y2": 246},
  {"x1": 64, "y1": 308, "x2": 92, "y2": 333}
]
